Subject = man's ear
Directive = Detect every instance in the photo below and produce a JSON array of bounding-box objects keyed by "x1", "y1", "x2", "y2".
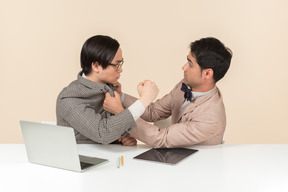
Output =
[
  {"x1": 203, "y1": 68, "x2": 214, "y2": 80},
  {"x1": 91, "y1": 62, "x2": 100, "y2": 73}
]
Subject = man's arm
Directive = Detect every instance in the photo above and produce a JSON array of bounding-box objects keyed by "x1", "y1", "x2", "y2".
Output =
[
  {"x1": 127, "y1": 82, "x2": 226, "y2": 148},
  {"x1": 129, "y1": 114, "x2": 224, "y2": 148},
  {"x1": 60, "y1": 100, "x2": 136, "y2": 144},
  {"x1": 137, "y1": 81, "x2": 183, "y2": 122},
  {"x1": 104, "y1": 80, "x2": 159, "y2": 119},
  {"x1": 123, "y1": 82, "x2": 183, "y2": 123}
]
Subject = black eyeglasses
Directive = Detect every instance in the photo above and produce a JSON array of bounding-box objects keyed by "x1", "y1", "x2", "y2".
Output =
[{"x1": 107, "y1": 60, "x2": 124, "y2": 71}]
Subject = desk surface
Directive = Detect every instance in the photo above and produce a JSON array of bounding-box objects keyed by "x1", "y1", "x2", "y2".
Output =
[{"x1": 1, "y1": 144, "x2": 288, "y2": 192}]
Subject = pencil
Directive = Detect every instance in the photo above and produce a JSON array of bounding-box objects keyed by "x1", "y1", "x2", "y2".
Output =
[
  {"x1": 121, "y1": 156, "x2": 124, "y2": 166},
  {"x1": 117, "y1": 157, "x2": 120, "y2": 168}
]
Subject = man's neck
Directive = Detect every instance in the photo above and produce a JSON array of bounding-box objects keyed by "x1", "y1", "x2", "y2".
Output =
[
  {"x1": 84, "y1": 73, "x2": 103, "y2": 84},
  {"x1": 191, "y1": 83, "x2": 215, "y2": 92}
]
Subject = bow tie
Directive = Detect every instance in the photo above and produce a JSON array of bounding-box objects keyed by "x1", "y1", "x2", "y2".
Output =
[{"x1": 181, "y1": 83, "x2": 192, "y2": 101}]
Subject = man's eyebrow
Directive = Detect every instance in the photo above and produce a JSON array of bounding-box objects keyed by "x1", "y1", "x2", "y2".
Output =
[
  {"x1": 115, "y1": 58, "x2": 124, "y2": 63},
  {"x1": 187, "y1": 57, "x2": 193, "y2": 63}
]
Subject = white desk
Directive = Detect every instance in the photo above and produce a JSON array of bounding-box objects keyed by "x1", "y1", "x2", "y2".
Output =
[{"x1": 1, "y1": 144, "x2": 288, "y2": 192}]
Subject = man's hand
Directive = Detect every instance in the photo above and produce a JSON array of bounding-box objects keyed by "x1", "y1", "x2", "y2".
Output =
[
  {"x1": 118, "y1": 135, "x2": 137, "y2": 146},
  {"x1": 103, "y1": 91, "x2": 124, "y2": 114},
  {"x1": 137, "y1": 80, "x2": 159, "y2": 108}
]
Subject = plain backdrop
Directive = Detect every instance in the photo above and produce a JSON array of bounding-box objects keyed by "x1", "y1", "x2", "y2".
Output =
[{"x1": 1, "y1": 0, "x2": 287, "y2": 143}]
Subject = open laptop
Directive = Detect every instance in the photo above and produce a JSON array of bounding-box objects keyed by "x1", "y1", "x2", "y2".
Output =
[{"x1": 20, "y1": 120, "x2": 108, "y2": 172}]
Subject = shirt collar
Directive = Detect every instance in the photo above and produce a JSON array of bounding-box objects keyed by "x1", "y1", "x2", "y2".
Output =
[
  {"x1": 188, "y1": 85, "x2": 216, "y2": 100},
  {"x1": 193, "y1": 86, "x2": 216, "y2": 98}
]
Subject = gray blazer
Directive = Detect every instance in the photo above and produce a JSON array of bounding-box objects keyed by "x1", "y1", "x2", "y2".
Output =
[
  {"x1": 56, "y1": 72, "x2": 136, "y2": 144},
  {"x1": 123, "y1": 80, "x2": 226, "y2": 148}
]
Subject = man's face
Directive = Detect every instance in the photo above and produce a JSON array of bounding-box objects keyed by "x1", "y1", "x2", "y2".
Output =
[
  {"x1": 98, "y1": 48, "x2": 123, "y2": 85},
  {"x1": 182, "y1": 52, "x2": 204, "y2": 91}
]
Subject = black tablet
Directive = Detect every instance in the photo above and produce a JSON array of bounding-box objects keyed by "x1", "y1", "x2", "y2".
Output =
[{"x1": 133, "y1": 148, "x2": 198, "y2": 165}]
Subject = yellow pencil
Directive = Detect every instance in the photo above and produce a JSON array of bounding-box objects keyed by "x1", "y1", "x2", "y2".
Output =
[{"x1": 121, "y1": 156, "x2": 124, "y2": 166}]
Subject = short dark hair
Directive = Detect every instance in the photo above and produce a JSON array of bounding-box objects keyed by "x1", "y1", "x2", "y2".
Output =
[
  {"x1": 80, "y1": 35, "x2": 120, "y2": 75},
  {"x1": 190, "y1": 37, "x2": 232, "y2": 82}
]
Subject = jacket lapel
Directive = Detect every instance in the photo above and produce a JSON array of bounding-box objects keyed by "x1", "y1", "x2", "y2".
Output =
[{"x1": 175, "y1": 102, "x2": 196, "y2": 123}]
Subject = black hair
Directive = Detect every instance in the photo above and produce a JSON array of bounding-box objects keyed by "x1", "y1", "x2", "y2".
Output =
[
  {"x1": 190, "y1": 37, "x2": 232, "y2": 82},
  {"x1": 80, "y1": 35, "x2": 120, "y2": 75}
]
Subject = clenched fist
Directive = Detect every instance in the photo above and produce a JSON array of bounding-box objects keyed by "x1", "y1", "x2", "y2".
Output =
[{"x1": 137, "y1": 80, "x2": 159, "y2": 108}]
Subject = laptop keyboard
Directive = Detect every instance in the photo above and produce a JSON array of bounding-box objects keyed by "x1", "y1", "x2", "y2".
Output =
[{"x1": 80, "y1": 161, "x2": 94, "y2": 170}]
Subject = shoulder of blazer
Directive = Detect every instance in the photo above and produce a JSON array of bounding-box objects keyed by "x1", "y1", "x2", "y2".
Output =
[
  {"x1": 194, "y1": 86, "x2": 221, "y2": 107},
  {"x1": 77, "y1": 72, "x2": 104, "y2": 90},
  {"x1": 76, "y1": 72, "x2": 116, "y2": 94}
]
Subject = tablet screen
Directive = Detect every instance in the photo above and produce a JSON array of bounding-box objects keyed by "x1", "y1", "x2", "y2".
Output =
[{"x1": 133, "y1": 148, "x2": 198, "y2": 165}]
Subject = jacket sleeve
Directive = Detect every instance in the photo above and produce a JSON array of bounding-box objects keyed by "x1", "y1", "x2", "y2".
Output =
[
  {"x1": 122, "y1": 93, "x2": 138, "y2": 108},
  {"x1": 59, "y1": 100, "x2": 136, "y2": 144},
  {"x1": 123, "y1": 82, "x2": 182, "y2": 122},
  {"x1": 139, "y1": 81, "x2": 183, "y2": 122},
  {"x1": 140, "y1": 93, "x2": 173, "y2": 122},
  {"x1": 129, "y1": 112, "x2": 223, "y2": 148},
  {"x1": 123, "y1": 93, "x2": 172, "y2": 122}
]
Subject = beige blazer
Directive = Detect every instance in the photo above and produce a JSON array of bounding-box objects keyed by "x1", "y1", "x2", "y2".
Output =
[{"x1": 123, "y1": 80, "x2": 226, "y2": 148}]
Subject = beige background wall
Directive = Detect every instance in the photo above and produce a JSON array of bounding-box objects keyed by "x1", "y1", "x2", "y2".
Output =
[{"x1": 1, "y1": 0, "x2": 287, "y2": 144}]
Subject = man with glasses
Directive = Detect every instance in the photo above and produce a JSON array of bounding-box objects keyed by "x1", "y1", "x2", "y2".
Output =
[
  {"x1": 56, "y1": 35, "x2": 159, "y2": 145},
  {"x1": 104, "y1": 37, "x2": 232, "y2": 148}
]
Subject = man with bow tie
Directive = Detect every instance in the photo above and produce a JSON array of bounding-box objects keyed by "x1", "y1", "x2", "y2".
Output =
[{"x1": 104, "y1": 37, "x2": 232, "y2": 148}]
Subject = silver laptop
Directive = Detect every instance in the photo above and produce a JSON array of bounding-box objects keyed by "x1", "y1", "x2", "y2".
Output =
[{"x1": 20, "y1": 120, "x2": 108, "y2": 172}]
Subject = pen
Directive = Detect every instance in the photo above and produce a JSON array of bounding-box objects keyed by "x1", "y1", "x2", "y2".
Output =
[{"x1": 121, "y1": 156, "x2": 124, "y2": 166}]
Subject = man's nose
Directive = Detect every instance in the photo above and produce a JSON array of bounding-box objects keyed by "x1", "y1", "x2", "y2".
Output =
[{"x1": 182, "y1": 63, "x2": 188, "y2": 71}]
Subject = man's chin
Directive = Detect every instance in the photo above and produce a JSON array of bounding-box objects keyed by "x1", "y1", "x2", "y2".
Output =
[{"x1": 183, "y1": 80, "x2": 191, "y2": 88}]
